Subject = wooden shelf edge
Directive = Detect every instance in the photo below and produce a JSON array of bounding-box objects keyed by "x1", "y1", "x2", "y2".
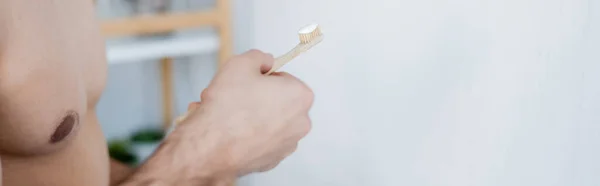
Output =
[{"x1": 101, "y1": 10, "x2": 219, "y2": 37}]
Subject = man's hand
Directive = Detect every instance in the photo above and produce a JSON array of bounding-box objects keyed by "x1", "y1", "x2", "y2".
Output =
[
  {"x1": 109, "y1": 159, "x2": 133, "y2": 186},
  {"x1": 120, "y1": 50, "x2": 314, "y2": 186},
  {"x1": 185, "y1": 49, "x2": 314, "y2": 175}
]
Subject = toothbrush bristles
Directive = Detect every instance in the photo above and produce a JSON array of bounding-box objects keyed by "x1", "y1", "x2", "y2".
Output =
[{"x1": 299, "y1": 25, "x2": 322, "y2": 44}]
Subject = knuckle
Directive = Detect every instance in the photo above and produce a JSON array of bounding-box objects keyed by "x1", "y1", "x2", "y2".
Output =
[
  {"x1": 296, "y1": 84, "x2": 314, "y2": 106},
  {"x1": 248, "y1": 49, "x2": 263, "y2": 54},
  {"x1": 259, "y1": 162, "x2": 279, "y2": 172},
  {"x1": 298, "y1": 119, "x2": 312, "y2": 137},
  {"x1": 282, "y1": 77, "x2": 314, "y2": 108},
  {"x1": 228, "y1": 54, "x2": 245, "y2": 62},
  {"x1": 233, "y1": 55, "x2": 250, "y2": 64},
  {"x1": 200, "y1": 88, "x2": 217, "y2": 101},
  {"x1": 246, "y1": 49, "x2": 265, "y2": 57},
  {"x1": 303, "y1": 121, "x2": 313, "y2": 136},
  {"x1": 285, "y1": 145, "x2": 298, "y2": 157},
  {"x1": 224, "y1": 56, "x2": 243, "y2": 68},
  {"x1": 303, "y1": 86, "x2": 315, "y2": 103},
  {"x1": 284, "y1": 77, "x2": 313, "y2": 101},
  {"x1": 187, "y1": 102, "x2": 200, "y2": 111},
  {"x1": 290, "y1": 144, "x2": 299, "y2": 152}
]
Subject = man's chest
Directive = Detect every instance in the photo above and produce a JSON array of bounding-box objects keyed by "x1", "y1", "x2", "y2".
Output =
[{"x1": 0, "y1": 0, "x2": 107, "y2": 158}]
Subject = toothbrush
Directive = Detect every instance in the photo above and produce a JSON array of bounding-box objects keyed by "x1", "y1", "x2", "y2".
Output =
[
  {"x1": 173, "y1": 24, "x2": 323, "y2": 126},
  {"x1": 265, "y1": 23, "x2": 324, "y2": 75}
]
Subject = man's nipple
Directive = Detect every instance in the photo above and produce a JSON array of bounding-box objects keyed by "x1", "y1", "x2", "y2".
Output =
[{"x1": 50, "y1": 111, "x2": 79, "y2": 143}]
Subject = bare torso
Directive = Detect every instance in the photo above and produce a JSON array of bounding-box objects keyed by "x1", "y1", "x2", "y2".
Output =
[{"x1": 0, "y1": 0, "x2": 109, "y2": 185}]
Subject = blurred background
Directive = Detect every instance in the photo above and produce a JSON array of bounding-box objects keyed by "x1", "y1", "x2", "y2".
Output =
[{"x1": 96, "y1": 0, "x2": 600, "y2": 186}]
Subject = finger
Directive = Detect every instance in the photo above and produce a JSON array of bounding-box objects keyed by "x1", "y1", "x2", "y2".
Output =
[
  {"x1": 174, "y1": 102, "x2": 201, "y2": 124},
  {"x1": 269, "y1": 71, "x2": 301, "y2": 85},
  {"x1": 221, "y1": 49, "x2": 265, "y2": 67},
  {"x1": 187, "y1": 102, "x2": 201, "y2": 111},
  {"x1": 260, "y1": 53, "x2": 275, "y2": 74},
  {"x1": 200, "y1": 88, "x2": 210, "y2": 101},
  {"x1": 270, "y1": 71, "x2": 304, "y2": 85},
  {"x1": 237, "y1": 49, "x2": 275, "y2": 74},
  {"x1": 281, "y1": 116, "x2": 312, "y2": 145},
  {"x1": 271, "y1": 72, "x2": 315, "y2": 109},
  {"x1": 284, "y1": 143, "x2": 299, "y2": 157},
  {"x1": 257, "y1": 144, "x2": 298, "y2": 172},
  {"x1": 244, "y1": 49, "x2": 269, "y2": 62},
  {"x1": 258, "y1": 162, "x2": 281, "y2": 172},
  {"x1": 268, "y1": 71, "x2": 291, "y2": 77},
  {"x1": 293, "y1": 116, "x2": 313, "y2": 139}
]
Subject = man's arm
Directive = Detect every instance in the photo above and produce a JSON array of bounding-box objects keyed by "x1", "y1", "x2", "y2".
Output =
[
  {"x1": 109, "y1": 114, "x2": 238, "y2": 186},
  {"x1": 110, "y1": 159, "x2": 134, "y2": 186},
  {"x1": 110, "y1": 50, "x2": 313, "y2": 185},
  {"x1": 115, "y1": 134, "x2": 236, "y2": 186}
]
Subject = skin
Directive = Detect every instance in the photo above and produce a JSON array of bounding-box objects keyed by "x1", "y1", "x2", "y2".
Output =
[{"x1": 0, "y1": 0, "x2": 314, "y2": 186}]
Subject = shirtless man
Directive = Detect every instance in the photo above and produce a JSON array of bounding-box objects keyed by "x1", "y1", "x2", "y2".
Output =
[{"x1": 0, "y1": 0, "x2": 313, "y2": 185}]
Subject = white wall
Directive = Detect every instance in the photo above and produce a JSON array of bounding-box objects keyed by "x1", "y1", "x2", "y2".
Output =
[{"x1": 241, "y1": 0, "x2": 600, "y2": 186}]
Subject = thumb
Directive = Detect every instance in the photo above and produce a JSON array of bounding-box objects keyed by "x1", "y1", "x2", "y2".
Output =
[
  {"x1": 230, "y1": 49, "x2": 274, "y2": 75},
  {"x1": 174, "y1": 101, "x2": 201, "y2": 125}
]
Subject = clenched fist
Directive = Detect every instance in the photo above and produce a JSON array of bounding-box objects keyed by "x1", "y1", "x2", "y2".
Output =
[{"x1": 141, "y1": 49, "x2": 314, "y2": 184}]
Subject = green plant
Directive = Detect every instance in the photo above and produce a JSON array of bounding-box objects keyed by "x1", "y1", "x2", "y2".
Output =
[
  {"x1": 108, "y1": 140, "x2": 138, "y2": 165},
  {"x1": 108, "y1": 127, "x2": 165, "y2": 165},
  {"x1": 130, "y1": 128, "x2": 165, "y2": 143}
]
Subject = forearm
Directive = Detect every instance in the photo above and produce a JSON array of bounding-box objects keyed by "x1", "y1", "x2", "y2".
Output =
[
  {"x1": 116, "y1": 141, "x2": 234, "y2": 186},
  {"x1": 110, "y1": 159, "x2": 134, "y2": 186},
  {"x1": 119, "y1": 170, "x2": 234, "y2": 186},
  {"x1": 114, "y1": 118, "x2": 236, "y2": 186}
]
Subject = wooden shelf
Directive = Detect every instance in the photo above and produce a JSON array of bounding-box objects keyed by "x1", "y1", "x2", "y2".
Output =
[
  {"x1": 99, "y1": 6, "x2": 229, "y2": 129},
  {"x1": 100, "y1": 1, "x2": 234, "y2": 184},
  {"x1": 101, "y1": 10, "x2": 219, "y2": 37}
]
